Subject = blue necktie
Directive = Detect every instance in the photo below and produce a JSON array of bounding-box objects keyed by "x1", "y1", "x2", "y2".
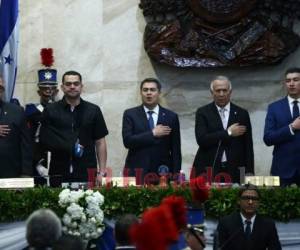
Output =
[
  {"x1": 245, "y1": 220, "x2": 251, "y2": 239},
  {"x1": 293, "y1": 100, "x2": 299, "y2": 120},
  {"x1": 148, "y1": 111, "x2": 154, "y2": 130}
]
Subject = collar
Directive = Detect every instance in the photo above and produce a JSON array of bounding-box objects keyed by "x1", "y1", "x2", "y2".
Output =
[
  {"x1": 240, "y1": 213, "x2": 256, "y2": 225},
  {"x1": 215, "y1": 102, "x2": 231, "y2": 112},
  {"x1": 143, "y1": 104, "x2": 159, "y2": 115},
  {"x1": 287, "y1": 95, "x2": 300, "y2": 104},
  {"x1": 61, "y1": 96, "x2": 83, "y2": 108}
]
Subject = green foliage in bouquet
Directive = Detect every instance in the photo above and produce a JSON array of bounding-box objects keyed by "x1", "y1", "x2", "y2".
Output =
[{"x1": 1, "y1": 186, "x2": 300, "y2": 223}]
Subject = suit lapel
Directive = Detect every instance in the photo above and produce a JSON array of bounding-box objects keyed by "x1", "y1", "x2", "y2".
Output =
[
  {"x1": 157, "y1": 105, "x2": 167, "y2": 125},
  {"x1": 282, "y1": 97, "x2": 293, "y2": 121},
  {"x1": 234, "y1": 212, "x2": 245, "y2": 233},
  {"x1": 138, "y1": 105, "x2": 150, "y2": 130},
  {"x1": 228, "y1": 103, "x2": 238, "y2": 128},
  {"x1": 210, "y1": 102, "x2": 224, "y2": 129},
  {"x1": 231, "y1": 212, "x2": 248, "y2": 248},
  {"x1": 247, "y1": 215, "x2": 260, "y2": 249},
  {"x1": 250, "y1": 215, "x2": 259, "y2": 239}
]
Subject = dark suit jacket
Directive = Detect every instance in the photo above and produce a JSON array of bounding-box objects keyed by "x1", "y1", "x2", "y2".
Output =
[
  {"x1": 122, "y1": 105, "x2": 181, "y2": 181},
  {"x1": 263, "y1": 97, "x2": 300, "y2": 179},
  {"x1": 217, "y1": 212, "x2": 281, "y2": 250},
  {"x1": 193, "y1": 102, "x2": 254, "y2": 183},
  {"x1": 0, "y1": 101, "x2": 32, "y2": 177}
]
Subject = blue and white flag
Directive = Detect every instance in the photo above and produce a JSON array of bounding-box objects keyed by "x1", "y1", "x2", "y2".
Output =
[{"x1": 0, "y1": 0, "x2": 19, "y2": 101}]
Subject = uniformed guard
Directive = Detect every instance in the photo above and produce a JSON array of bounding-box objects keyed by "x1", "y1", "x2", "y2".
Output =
[{"x1": 25, "y1": 48, "x2": 58, "y2": 185}]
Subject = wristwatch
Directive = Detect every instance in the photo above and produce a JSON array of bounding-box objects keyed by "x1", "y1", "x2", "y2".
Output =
[{"x1": 97, "y1": 170, "x2": 107, "y2": 177}]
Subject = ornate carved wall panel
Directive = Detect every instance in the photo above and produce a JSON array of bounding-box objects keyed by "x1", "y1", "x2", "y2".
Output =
[{"x1": 139, "y1": 0, "x2": 300, "y2": 67}]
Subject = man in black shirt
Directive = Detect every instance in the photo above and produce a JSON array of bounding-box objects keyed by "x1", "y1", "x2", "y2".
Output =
[{"x1": 40, "y1": 71, "x2": 108, "y2": 187}]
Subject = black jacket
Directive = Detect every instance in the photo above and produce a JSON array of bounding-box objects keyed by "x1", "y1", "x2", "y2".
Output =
[
  {"x1": 122, "y1": 105, "x2": 181, "y2": 182},
  {"x1": 193, "y1": 102, "x2": 254, "y2": 183},
  {"x1": 217, "y1": 212, "x2": 281, "y2": 250},
  {"x1": 0, "y1": 101, "x2": 32, "y2": 177}
]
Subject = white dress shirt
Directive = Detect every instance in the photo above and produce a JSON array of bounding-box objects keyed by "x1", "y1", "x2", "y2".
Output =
[
  {"x1": 287, "y1": 95, "x2": 300, "y2": 117},
  {"x1": 144, "y1": 105, "x2": 159, "y2": 126},
  {"x1": 287, "y1": 95, "x2": 300, "y2": 135},
  {"x1": 240, "y1": 213, "x2": 256, "y2": 233},
  {"x1": 216, "y1": 103, "x2": 231, "y2": 162}
]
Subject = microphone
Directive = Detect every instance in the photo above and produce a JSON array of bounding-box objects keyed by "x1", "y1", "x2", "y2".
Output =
[
  {"x1": 158, "y1": 165, "x2": 169, "y2": 175},
  {"x1": 212, "y1": 140, "x2": 222, "y2": 177},
  {"x1": 212, "y1": 230, "x2": 219, "y2": 250},
  {"x1": 217, "y1": 226, "x2": 243, "y2": 250},
  {"x1": 158, "y1": 165, "x2": 169, "y2": 185}
]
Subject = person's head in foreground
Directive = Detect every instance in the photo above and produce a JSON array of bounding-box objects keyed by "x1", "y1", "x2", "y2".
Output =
[
  {"x1": 26, "y1": 208, "x2": 62, "y2": 249},
  {"x1": 115, "y1": 213, "x2": 139, "y2": 246},
  {"x1": 238, "y1": 184, "x2": 260, "y2": 220}
]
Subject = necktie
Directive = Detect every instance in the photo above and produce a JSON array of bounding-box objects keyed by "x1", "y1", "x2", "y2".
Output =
[
  {"x1": 148, "y1": 111, "x2": 154, "y2": 130},
  {"x1": 219, "y1": 108, "x2": 227, "y2": 129},
  {"x1": 293, "y1": 100, "x2": 299, "y2": 119},
  {"x1": 245, "y1": 220, "x2": 252, "y2": 239},
  {"x1": 219, "y1": 108, "x2": 227, "y2": 162}
]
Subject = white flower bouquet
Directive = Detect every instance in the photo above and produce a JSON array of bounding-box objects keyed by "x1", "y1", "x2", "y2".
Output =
[{"x1": 58, "y1": 189, "x2": 105, "y2": 241}]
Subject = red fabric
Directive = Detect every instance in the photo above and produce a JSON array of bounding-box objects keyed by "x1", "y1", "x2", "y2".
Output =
[
  {"x1": 40, "y1": 48, "x2": 54, "y2": 67},
  {"x1": 189, "y1": 176, "x2": 210, "y2": 203},
  {"x1": 130, "y1": 205, "x2": 179, "y2": 250},
  {"x1": 162, "y1": 195, "x2": 187, "y2": 231}
]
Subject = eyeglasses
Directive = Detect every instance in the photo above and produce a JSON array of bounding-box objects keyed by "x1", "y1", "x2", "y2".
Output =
[
  {"x1": 63, "y1": 81, "x2": 81, "y2": 87},
  {"x1": 240, "y1": 196, "x2": 259, "y2": 201}
]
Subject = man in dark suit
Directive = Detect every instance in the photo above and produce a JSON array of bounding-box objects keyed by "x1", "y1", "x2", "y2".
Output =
[
  {"x1": 122, "y1": 78, "x2": 181, "y2": 184},
  {"x1": 193, "y1": 76, "x2": 254, "y2": 184},
  {"x1": 0, "y1": 75, "x2": 32, "y2": 178},
  {"x1": 216, "y1": 184, "x2": 281, "y2": 250},
  {"x1": 264, "y1": 67, "x2": 300, "y2": 186},
  {"x1": 26, "y1": 209, "x2": 62, "y2": 249}
]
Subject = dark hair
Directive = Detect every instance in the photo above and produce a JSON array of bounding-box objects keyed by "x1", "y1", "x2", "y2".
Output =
[
  {"x1": 140, "y1": 78, "x2": 162, "y2": 91},
  {"x1": 284, "y1": 67, "x2": 300, "y2": 77},
  {"x1": 53, "y1": 235, "x2": 85, "y2": 250},
  {"x1": 115, "y1": 214, "x2": 139, "y2": 246},
  {"x1": 62, "y1": 70, "x2": 82, "y2": 83},
  {"x1": 26, "y1": 209, "x2": 62, "y2": 248},
  {"x1": 238, "y1": 184, "x2": 260, "y2": 198}
]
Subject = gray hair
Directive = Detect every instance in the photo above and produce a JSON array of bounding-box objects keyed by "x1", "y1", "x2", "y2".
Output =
[
  {"x1": 210, "y1": 76, "x2": 232, "y2": 91},
  {"x1": 26, "y1": 209, "x2": 62, "y2": 248}
]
